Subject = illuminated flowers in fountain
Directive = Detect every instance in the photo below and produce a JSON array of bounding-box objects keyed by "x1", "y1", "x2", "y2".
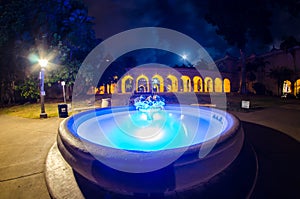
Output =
[{"x1": 134, "y1": 94, "x2": 165, "y2": 112}]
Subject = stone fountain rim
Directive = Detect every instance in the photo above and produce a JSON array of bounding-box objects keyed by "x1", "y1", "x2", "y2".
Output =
[{"x1": 58, "y1": 105, "x2": 241, "y2": 159}]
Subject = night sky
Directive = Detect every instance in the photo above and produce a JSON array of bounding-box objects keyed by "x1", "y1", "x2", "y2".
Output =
[{"x1": 83, "y1": 0, "x2": 300, "y2": 59}]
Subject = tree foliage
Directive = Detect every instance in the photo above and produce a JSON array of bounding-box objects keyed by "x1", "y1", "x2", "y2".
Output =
[
  {"x1": 204, "y1": 0, "x2": 300, "y2": 94},
  {"x1": 205, "y1": 0, "x2": 272, "y2": 49},
  {"x1": 279, "y1": 36, "x2": 300, "y2": 75},
  {"x1": 0, "y1": 0, "x2": 98, "y2": 104},
  {"x1": 280, "y1": 36, "x2": 300, "y2": 51},
  {"x1": 15, "y1": 76, "x2": 40, "y2": 101},
  {"x1": 204, "y1": 0, "x2": 300, "y2": 50}
]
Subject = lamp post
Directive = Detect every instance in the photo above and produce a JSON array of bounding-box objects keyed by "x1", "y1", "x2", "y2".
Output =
[
  {"x1": 61, "y1": 81, "x2": 66, "y2": 103},
  {"x1": 39, "y1": 59, "x2": 48, "y2": 118}
]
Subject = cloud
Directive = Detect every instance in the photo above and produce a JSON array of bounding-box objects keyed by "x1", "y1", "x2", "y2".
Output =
[{"x1": 84, "y1": 0, "x2": 300, "y2": 59}]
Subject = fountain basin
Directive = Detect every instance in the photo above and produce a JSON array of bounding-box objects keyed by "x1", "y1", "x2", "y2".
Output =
[{"x1": 57, "y1": 105, "x2": 244, "y2": 195}]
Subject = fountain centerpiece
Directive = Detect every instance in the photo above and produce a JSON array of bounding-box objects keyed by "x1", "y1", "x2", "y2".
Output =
[
  {"x1": 132, "y1": 94, "x2": 166, "y2": 122},
  {"x1": 134, "y1": 94, "x2": 165, "y2": 112}
]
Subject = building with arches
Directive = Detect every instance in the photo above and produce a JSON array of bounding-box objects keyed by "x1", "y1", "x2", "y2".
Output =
[
  {"x1": 102, "y1": 65, "x2": 236, "y2": 95},
  {"x1": 97, "y1": 46, "x2": 300, "y2": 97},
  {"x1": 244, "y1": 46, "x2": 300, "y2": 96}
]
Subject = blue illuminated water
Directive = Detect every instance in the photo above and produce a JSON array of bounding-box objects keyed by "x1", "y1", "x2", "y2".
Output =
[{"x1": 75, "y1": 106, "x2": 228, "y2": 152}]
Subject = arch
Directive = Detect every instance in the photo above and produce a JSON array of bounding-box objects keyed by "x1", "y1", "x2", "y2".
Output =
[
  {"x1": 152, "y1": 74, "x2": 164, "y2": 92},
  {"x1": 110, "y1": 83, "x2": 116, "y2": 94},
  {"x1": 283, "y1": 80, "x2": 292, "y2": 94},
  {"x1": 214, "y1": 78, "x2": 222, "y2": 92},
  {"x1": 166, "y1": 75, "x2": 178, "y2": 92},
  {"x1": 181, "y1": 76, "x2": 191, "y2": 92},
  {"x1": 204, "y1": 77, "x2": 213, "y2": 92},
  {"x1": 136, "y1": 75, "x2": 150, "y2": 93},
  {"x1": 99, "y1": 85, "x2": 105, "y2": 94},
  {"x1": 106, "y1": 84, "x2": 110, "y2": 94},
  {"x1": 223, "y1": 78, "x2": 231, "y2": 93},
  {"x1": 193, "y1": 76, "x2": 203, "y2": 92},
  {"x1": 121, "y1": 75, "x2": 134, "y2": 93},
  {"x1": 180, "y1": 79, "x2": 184, "y2": 92},
  {"x1": 294, "y1": 79, "x2": 300, "y2": 96}
]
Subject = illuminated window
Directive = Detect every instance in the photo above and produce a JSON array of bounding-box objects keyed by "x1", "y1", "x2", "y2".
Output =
[
  {"x1": 136, "y1": 75, "x2": 149, "y2": 92},
  {"x1": 294, "y1": 79, "x2": 300, "y2": 96},
  {"x1": 193, "y1": 76, "x2": 202, "y2": 92},
  {"x1": 121, "y1": 75, "x2": 134, "y2": 93},
  {"x1": 181, "y1": 76, "x2": 191, "y2": 92},
  {"x1": 99, "y1": 85, "x2": 105, "y2": 94},
  {"x1": 204, "y1": 77, "x2": 213, "y2": 92},
  {"x1": 214, "y1": 78, "x2": 222, "y2": 92},
  {"x1": 110, "y1": 83, "x2": 116, "y2": 93},
  {"x1": 152, "y1": 74, "x2": 164, "y2": 92},
  {"x1": 283, "y1": 80, "x2": 292, "y2": 94},
  {"x1": 167, "y1": 75, "x2": 178, "y2": 92},
  {"x1": 224, "y1": 78, "x2": 231, "y2": 93}
]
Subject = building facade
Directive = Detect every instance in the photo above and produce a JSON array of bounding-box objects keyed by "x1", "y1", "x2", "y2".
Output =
[{"x1": 96, "y1": 46, "x2": 300, "y2": 96}]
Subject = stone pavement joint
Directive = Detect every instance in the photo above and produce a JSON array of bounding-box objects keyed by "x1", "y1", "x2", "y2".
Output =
[{"x1": 0, "y1": 171, "x2": 43, "y2": 182}]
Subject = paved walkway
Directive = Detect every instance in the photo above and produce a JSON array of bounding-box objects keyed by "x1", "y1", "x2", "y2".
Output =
[
  {"x1": 0, "y1": 115, "x2": 62, "y2": 199},
  {"x1": 229, "y1": 104, "x2": 300, "y2": 142},
  {"x1": 0, "y1": 102, "x2": 299, "y2": 198}
]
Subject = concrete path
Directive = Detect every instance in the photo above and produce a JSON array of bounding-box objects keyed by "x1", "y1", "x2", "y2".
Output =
[
  {"x1": 0, "y1": 101, "x2": 299, "y2": 198},
  {"x1": 0, "y1": 115, "x2": 62, "y2": 199},
  {"x1": 229, "y1": 104, "x2": 300, "y2": 142}
]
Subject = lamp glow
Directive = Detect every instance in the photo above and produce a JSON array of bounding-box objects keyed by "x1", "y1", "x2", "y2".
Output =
[{"x1": 39, "y1": 59, "x2": 48, "y2": 68}]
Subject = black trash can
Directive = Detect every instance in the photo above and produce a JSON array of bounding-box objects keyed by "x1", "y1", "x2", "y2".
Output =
[{"x1": 58, "y1": 103, "x2": 68, "y2": 118}]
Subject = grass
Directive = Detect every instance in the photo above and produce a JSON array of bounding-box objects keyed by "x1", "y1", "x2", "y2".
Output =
[
  {"x1": 0, "y1": 94, "x2": 298, "y2": 119},
  {"x1": 0, "y1": 102, "x2": 66, "y2": 119}
]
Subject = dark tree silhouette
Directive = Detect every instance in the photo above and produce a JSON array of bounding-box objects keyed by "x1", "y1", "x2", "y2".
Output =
[
  {"x1": 280, "y1": 36, "x2": 300, "y2": 78},
  {"x1": 204, "y1": 0, "x2": 300, "y2": 94},
  {"x1": 0, "y1": 0, "x2": 98, "y2": 103},
  {"x1": 246, "y1": 58, "x2": 270, "y2": 93}
]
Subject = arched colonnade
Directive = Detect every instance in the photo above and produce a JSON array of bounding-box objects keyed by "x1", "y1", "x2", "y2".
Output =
[{"x1": 103, "y1": 74, "x2": 231, "y2": 94}]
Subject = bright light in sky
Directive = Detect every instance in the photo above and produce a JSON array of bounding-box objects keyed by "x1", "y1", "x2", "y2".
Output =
[{"x1": 182, "y1": 54, "x2": 187, "y2": 60}]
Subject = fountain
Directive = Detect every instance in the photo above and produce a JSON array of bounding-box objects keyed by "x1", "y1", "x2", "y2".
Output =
[
  {"x1": 51, "y1": 27, "x2": 258, "y2": 198},
  {"x1": 57, "y1": 94, "x2": 245, "y2": 196}
]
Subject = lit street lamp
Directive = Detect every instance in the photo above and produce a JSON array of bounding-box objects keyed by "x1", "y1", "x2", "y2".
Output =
[{"x1": 39, "y1": 59, "x2": 48, "y2": 118}]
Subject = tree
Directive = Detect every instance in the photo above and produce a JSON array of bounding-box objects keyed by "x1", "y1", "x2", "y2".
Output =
[
  {"x1": 0, "y1": 0, "x2": 98, "y2": 104},
  {"x1": 204, "y1": 0, "x2": 300, "y2": 94},
  {"x1": 0, "y1": 0, "x2": 33, "y2": 104},
  {"x1": 245, "y1": 57, "x2": 269, "y2": 93},
  {"x1": 205, "y1": 1, "x2": 272, "y2": 49},
  {"x1": 15, "y1": 76, "x2": 40, "y2": 102},
  {"x1": 280, "y1": 36, "x2": 300, "y2": 78}
]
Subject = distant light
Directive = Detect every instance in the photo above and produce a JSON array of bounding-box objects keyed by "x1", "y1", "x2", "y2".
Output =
[
  {"x1": 39, "y1": 59, "x2": 48, "y2": 68},
  {"x1": 182, "y1": 54, "x2": 187, "y2": 60},
  {"x1": 61, "y1": 81, "x2": 65, "y2": 86},
  {"x1": 106, "y1": 59, "x2": 110, "y2": 62}
]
